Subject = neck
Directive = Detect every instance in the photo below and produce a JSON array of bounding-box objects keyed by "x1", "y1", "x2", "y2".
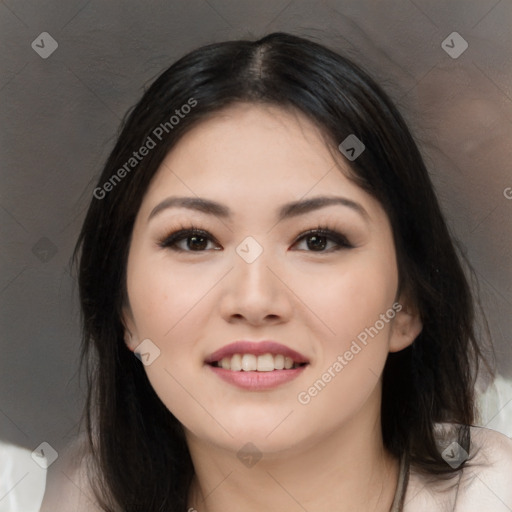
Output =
[{"x1": 186, "y1": 412, "x2": 400, "y2": 512}]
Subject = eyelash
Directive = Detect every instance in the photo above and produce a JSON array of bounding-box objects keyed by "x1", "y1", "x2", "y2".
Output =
[{"x1": 157, "y1": 223, "x2": 354, "y2": 253}]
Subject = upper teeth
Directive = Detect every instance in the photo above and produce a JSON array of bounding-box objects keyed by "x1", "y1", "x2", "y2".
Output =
[{"x1": 218, "y1": 353, "x2": 299, "y2": 371}]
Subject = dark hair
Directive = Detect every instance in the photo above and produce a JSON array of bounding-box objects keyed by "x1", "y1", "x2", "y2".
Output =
[{"x1": 73, "y1": 32, "x2": 491, "y2": 511}]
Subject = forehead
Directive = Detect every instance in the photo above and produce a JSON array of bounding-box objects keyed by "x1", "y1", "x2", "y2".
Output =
[{"x1": 140, "y1": 103, "x2": 380, "y2": 219}]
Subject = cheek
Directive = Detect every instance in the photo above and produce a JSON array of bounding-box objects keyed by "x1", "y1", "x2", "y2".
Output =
[
  {"x1": 293, "y1": 249, "x2": 399, "y2": 354},
  {"x1": 126, "y1": 255, "x2": 217, "y2": 411},
  {"x1": 130, "y1": 284, "x2": 213, "y2": 434},
  {"x1": 294, "y1": 259, "x2": 398, "y2": 422},
  {"x1": 127, "y1": 252, "x2": 213, "y2": 339}
]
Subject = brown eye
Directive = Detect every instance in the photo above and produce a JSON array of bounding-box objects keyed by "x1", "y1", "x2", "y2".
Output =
[
  {"x1": 186, "y1": 234, "x2": 209, "y2": 251},
  {"x1": 159, "y1": 229, "x2": 221, "y2": 252},
  {"x1": 292, "y1": 228, "x2": 353, "y2": 252},
  {"x1": 305, "y1": 234, "x2": 329, "y2": 251}
]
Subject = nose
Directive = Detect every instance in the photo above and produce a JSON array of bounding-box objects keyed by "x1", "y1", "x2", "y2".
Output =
[{"x1": 219, "y1": 245, "x2": 293, "y2": 326}]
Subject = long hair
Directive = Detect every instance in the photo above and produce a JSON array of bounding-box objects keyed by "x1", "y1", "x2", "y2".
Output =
[{"x1": 72, "y1": 32, "x2": 490, "y2": 511}]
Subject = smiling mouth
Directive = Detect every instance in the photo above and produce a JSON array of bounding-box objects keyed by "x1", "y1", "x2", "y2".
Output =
[{"x1": 209, "y1": 353, "x2": 309, "y2": 372}]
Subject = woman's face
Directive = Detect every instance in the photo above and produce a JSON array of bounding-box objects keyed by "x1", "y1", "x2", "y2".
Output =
[{"x1": 122, "y1": 103, "x2": 421, "y2": 457}]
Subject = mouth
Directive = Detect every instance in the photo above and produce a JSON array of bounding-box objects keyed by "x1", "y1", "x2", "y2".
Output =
[
  {"x1": 205, "y1": 340, "x2": 310, "y2": 372},
  {"x1": 209, "y1": 353, "x2": 308, "y2": 372},
  {"x1": 204, "y1": 341, "x2": 309, "y2": 390}
]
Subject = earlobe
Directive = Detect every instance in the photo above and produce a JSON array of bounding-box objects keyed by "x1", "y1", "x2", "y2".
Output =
[
  {"x1": 389, "y1": 300, "x2": 423, "y2": 353},
  {"x1": 123, "y1": 328, "x2": 135, "y2": 352},
  {"x1": 121, "y1": 307, "x2": 136, "y2": 352}
]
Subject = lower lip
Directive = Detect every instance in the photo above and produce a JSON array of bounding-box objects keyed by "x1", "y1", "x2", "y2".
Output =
[{"x1": 207, "y1": 365, "x2": 307, "y2": 390}]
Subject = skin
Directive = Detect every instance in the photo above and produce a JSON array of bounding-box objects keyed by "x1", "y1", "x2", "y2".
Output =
[{"x1": 122, "y1": 103, "x2": 423, "y2": 512}]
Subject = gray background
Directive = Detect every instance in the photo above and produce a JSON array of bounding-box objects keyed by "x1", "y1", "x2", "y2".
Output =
[{"x1": 1, "y1": 0, "x2": 511, "y2": 463}]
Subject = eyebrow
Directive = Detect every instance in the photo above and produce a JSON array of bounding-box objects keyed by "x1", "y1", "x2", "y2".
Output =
[{"x1": 147, "y1": 195, "x2": 369, "y2": 223}]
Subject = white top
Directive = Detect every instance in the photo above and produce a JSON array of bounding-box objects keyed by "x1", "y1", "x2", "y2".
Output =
[
  {"x1": 39, "y1": 425, "x2": 512, "y2": 511},
  {"x1": 403, "y1": 426, "x2": 512, "y2": 511},
  {"x1": 0, "y1": 442, "x2": 47, "y2": 512}
]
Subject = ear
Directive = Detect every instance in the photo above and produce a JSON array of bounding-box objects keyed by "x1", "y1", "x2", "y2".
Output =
[
  {"x1": 389, "y1": 294, "x2": 423, "y2": 353},
  {"x1": 121, "y1": 306, "x2": 137, "y2": 352}
]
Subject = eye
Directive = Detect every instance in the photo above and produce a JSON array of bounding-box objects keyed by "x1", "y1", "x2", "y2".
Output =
[
  {"x1": 158, "y1": 225, "x2": 353, "y2": 253},
  {"x1": 292, "y1": 227, "x2": 353, "y2": 252},
  {"x1": 158, "y1": 227, "x2": 221, "y2": 252}
]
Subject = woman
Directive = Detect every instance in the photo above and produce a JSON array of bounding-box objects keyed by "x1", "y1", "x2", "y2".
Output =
[{"x1": 41, "y1": 32, "x2": 512, "y2": 511}]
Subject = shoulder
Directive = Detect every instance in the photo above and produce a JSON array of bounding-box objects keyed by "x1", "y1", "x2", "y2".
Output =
[
  {"x1": 455, "y1": 425, "x2": 512, "y2": 511},
  {"x1": 404, "y1": 425, "x2": 512, "y2": 512},
  {"x1": 39, "y1": 434, "x2": 101, "y2": 512}
]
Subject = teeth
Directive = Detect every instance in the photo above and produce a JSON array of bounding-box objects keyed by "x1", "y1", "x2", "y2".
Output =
[
  {"x1": 216, "y1": 353, "x2": 304, "y2": 372},
  {"x1": 241, "y1": 354, "x2": 257, "y2": 371},
  {"x1": 230, "y1": 354, "x2": 242, "y2": 371},
  {"x1": 257, "y1": 353, "x2": 275, "y2": 372}
]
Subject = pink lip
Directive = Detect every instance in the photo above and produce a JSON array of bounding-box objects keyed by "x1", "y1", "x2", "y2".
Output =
[
  {"x1": 208, "y1": 365, "x2": 307, "y2": 391},
  {"x1": 204, "y1": 340, "x2": 309, "y2": 364}
]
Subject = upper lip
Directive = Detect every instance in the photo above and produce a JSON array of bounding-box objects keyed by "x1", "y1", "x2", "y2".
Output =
[{"x1": 205, "y1": 341, "x2": 310, "y2": 364}]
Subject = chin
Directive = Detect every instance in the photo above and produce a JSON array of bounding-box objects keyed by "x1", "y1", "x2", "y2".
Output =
[{"x1": 199, "y1": 411, "x2": 311, "y2": 453}]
